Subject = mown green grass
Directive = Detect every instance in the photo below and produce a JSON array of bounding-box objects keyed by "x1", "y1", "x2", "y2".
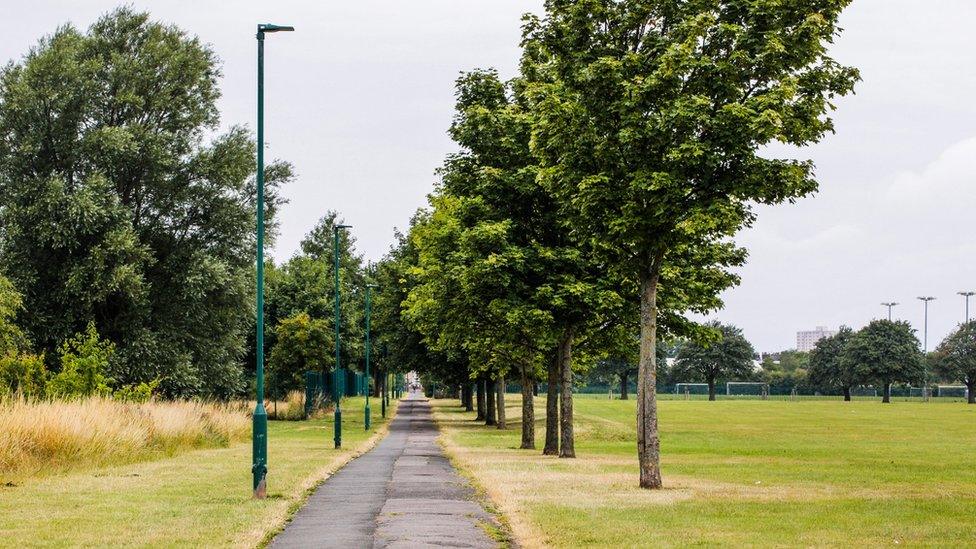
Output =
[
  {"x1": 0, "y1": 397, "x2": 390, "y2": 547},
  {"x1": 434, "y1": 397, "x2": 976, "y2": 547}
]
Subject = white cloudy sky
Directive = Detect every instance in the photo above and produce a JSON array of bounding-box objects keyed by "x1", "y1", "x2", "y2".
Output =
[{"x1": 4, "y1": 1, "x2": 975, "y2": 352}]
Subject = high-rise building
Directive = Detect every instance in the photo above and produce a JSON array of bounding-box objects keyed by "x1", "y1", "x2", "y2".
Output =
[{"x1": 796, "y1": 326, "x2": 837, "y2": 352}]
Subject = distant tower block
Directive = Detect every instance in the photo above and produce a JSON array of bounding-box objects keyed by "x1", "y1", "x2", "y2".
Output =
[{"x1": 796, "y1": 326, "x2": 837, "y2": 352}]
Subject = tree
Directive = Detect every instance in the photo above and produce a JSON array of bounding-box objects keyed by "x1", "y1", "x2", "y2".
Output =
[
  {"x1": 521, "y1": 0, "x2": 859, "y2": 487},
  {"x1": 762, "y1": 350, "x2": 810, "y2": 391},
  {"x1": 268, "y1": 313, "x2": 332, "y2": 398},
  {"x1": 0, "y1": 8, "x2": 292, "y2": 398},
  {"x1": 673, "y1": 322, "x2": 755, "y2": 400},
  {"x1": 255, "y1": 213, "x2": 366, "y2": 386},
  {"x1": 932, "y1": 321, "x2": 976, "y2": 404},
  {"x1": 808, "y1": 327, "x2": 859, "y2": 400},
  {"x1": 843, "y1": 320, "x2": 924, "y2": 403}
]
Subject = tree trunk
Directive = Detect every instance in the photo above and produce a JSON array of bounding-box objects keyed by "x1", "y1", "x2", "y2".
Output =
[
  {"x1": 520, "y1": 365, "x2": 535, "y2": 449},
  {"x1": 637, "y1": 267, "x2": 663, "y2": 489},
  {"x1": 620, "y1": 372, "x2": 629, "y2": 400},
  {"x1": 967, "y1": 379, "x2": 975, "y2": 404},
  {"x1": 707, "y1": 378, "x2": 716, "y2": 401},
  {"x1": 543, "y1": 352, "x2": 559, "y2": 455},
  {"x1": 496, "y1": 375, "x2": 507, "y2": 429},
  {"x1": 476, "y1": 378, "x2": 486, "y2": 420},
  {"x1": 882, "y1": 382, "x2": 891, "y2": 403},
  {"x1": 462, "y1": 384, "x2": 474, "y2": 411},
  {"x1": 485, "y1": 378, "x2": 497, "y2": 426},
  {"x1": 558, "y1": 329, "x2": 575, "y2": 458},
  {"x1": 843, "y1": 385, "x2": 851, "y2": 402}
]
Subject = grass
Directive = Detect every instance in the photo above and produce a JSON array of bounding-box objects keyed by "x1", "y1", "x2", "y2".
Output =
[
  {"x1": 433, "y1": 396, "x2": 976, "y2": 547},
  {"x1": 0, "y1": 396, "x2": 393, "y2": 547},
  {"x1": 0, "y1": 396, "x2": 249, "y2": 479}
]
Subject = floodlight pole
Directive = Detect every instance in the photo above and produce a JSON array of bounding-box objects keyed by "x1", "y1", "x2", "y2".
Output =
[
  {"x1": 917, "y1": 296, "x2": 936, "y2": 401},
  {"x1": 959, "y1": 292, "x2": 975, "y2": 323},
  {"x1": 881, "y1": 302, "x2": 898, "y2": 321},
  {"x1": 253, "y1": 22, "x2": 294, "y2": 499},
  {"x1": 333, "y1": 224, "x2": 351, "y2": 448}
]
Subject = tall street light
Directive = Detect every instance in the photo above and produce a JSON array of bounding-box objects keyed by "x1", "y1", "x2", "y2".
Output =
[
  {"x1": 881, "y1": 302, "x2": 898, "y2": 321},
  {"x1": 917, "y1": 296, "x2": 936, "y2": 401},
  {"x1": 364, "y1": 284, "x2": 377, "y2": 430},
  {"x1": 959, "y1": 291, "x2": 975, "y2": 323},
  {"x1": 253, "y1": 22, "x2": 293, "y2": 500},
  {"x1": 333, "y1": 224, "x2": 352, "y2": 448}
]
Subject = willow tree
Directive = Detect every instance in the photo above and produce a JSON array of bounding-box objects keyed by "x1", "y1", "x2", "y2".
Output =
[{"x1": 522, "y1": 0, "x2": 859, "y2": 487}]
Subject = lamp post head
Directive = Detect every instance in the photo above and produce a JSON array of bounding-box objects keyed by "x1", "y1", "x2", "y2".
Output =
[
  {"x1": 881, "y1": 302, "x2": 898, "y2": 307},
  {"x1": 959, "y1": 291, "x2": 976, "y2": 297},
  {"x1": 917, "y1": 296, "x2": 936, "y2": 302},
  {"x1": 335, "y1": 224, "x2": 352, "y2": 233},
  {"x1": 258, "y1": 24, "x2": 295, "y2": 36}
]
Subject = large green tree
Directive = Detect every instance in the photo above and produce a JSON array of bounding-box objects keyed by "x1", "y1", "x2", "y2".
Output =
[
  {"x1": 843, "y1": 320, "x2": 924, "y2": 403},
  {"x1": 808, "y1": 327, "x2": 859, "y2": 400},
  {"x1": 521, "y1": 0, "x2": 858, "y2": 487},
  {"x1": 0, "y1": 8, "x2": 292, "y2": 397},
  {"x1": 932, "y1": 321, "x2": 976, "y2": 404},
  {"x1": 673, "y1": 322, "x2": 755, "y2": 400}
]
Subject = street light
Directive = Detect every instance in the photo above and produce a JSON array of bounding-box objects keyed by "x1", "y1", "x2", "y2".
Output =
[
  {"x1": 253, "y1": 22, "x2": 294, "y2": 500},
  {"x1": 881, "y1": 302, "x2": 898, "y2": 321},
  {"x1": 917, "y1": 296, "x2": 936, "y2": 401},
  {"x1": 333, "y1": 224, "x2": 352, "y2": 448},
  {"x1": 364, "y1": 284, "x2": 378, "y2": 430},
  {"x1": 959, "y1": 291, "x2": 975, "y2": 323}
]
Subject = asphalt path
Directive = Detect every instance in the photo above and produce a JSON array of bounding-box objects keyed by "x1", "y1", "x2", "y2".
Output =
[{"x1": 271, "y1": 394, "x2": 498, "y2": 548}]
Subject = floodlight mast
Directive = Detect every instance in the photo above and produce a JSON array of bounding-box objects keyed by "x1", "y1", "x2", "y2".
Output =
[
  {"x1": 881, "y1": 302, "x2": 898, "y2": 321},
  {"x1": 917, "y1": 296, "x2": 936, "y2": 401},
  {"x1": 959, "y1": 291, "x2": 975, "y2": 323}
]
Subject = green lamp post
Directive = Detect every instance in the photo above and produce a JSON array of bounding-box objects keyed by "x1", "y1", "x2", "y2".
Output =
[
  {"x1": 364, "y1": 284, "x2": 377, "y2": 429},
  {"x1": 253, "y1": 22, "x2": 293, "y2": 499},
  {"x1": 333, "y1": 224, "x2": 351, "y2": 448}
]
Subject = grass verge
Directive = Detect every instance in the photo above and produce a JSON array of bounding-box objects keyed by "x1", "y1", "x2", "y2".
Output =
[
  {"x1": 433, "y1": 396, "x2": 976, "y2": 547},
  {"x1": 0, "y1": 396, "x2": 395, "y2": 547}
]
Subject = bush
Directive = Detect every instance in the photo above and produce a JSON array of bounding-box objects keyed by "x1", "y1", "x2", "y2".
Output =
[
  {"x1": 47, "y1": 322, "x2": 115, "y2": 398},
  {"x1": 0, "y1": 352, "x2": 48, "y2": 398}
]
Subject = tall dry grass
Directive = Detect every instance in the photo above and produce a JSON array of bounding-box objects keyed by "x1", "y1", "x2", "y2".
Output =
[{"x1": 0, "y1": 395, "x2": 250, "y2": 479}]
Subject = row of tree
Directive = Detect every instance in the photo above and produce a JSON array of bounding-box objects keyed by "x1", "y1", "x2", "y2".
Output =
[
  {"x1": 372, "y1": 0, "x2": 860, "y2": 489},
  {"x1": 810, "y1": 320, "x2": 976, "y2": 404}
]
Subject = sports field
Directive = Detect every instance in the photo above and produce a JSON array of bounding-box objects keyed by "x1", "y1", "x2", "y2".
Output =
[{"x1": 433, "y1": 397, "x2": 976, "y2": 547}]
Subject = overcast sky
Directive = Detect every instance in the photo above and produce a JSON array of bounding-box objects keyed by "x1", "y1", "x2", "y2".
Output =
[{"x1": 5, "y1": 1, "x2": 975, "y2": 352}]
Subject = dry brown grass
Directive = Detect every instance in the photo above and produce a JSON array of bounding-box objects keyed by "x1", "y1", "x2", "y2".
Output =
[{"x1": 0, "y1": 395, "x2": 249, "y2": 479}]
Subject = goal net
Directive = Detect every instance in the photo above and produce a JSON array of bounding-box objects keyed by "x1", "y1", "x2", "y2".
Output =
[
  {"x1": 851, "y1": 386, "x2": 877, "y2": 397},
  {"x1": 936, "y1": 385, "x2": 969, "y2": 398},
  {"x1": 726, "y1": 381, "x2": 768, "y2": 397},
  {"x1": 675, "y1": 383, "x2": 709, "y2": 396}
]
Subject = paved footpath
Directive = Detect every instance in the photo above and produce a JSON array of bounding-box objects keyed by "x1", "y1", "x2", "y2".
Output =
[{"x1": 271, "y1": 395, "x2": 499, "y2": 548}]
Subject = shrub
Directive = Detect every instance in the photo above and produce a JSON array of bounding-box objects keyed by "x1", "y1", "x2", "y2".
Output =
[
  {"x1": 47, "y1": 322, "x2": 115, "y2": 398},
  {"x1": 0, "y1": 352, "x2": 48, "y2": 398}
]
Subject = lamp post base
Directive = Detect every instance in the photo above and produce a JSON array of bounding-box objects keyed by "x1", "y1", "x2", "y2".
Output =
[
  {"x1": 334, "y1": 408, "x2": 342, "y2": 449},
  {"x1": 252, "y1": 404, "x2": 268, "y2": 499}
]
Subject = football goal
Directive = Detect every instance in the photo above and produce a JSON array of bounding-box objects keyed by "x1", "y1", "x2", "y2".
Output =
[
  {"x1": 726, "y1": 381, "x2": 768, "y2": 398},
  {"x1": 675, "y1": 383, "x2": 709, "y2": 396},
  {"x1": 935, "y1": 385, "x2": 969, "y2": 398},
  {"x1": 908, "y1": 386, "x2": 931, "y2": 399}
]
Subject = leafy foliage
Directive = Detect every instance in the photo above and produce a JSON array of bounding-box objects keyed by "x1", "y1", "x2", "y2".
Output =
[
  {"x1": 268, "y1": 313, "x2": 332, "y2": 395},
  {"x1": 932, "y1": 321, "x2": 976, "y2": 403},
  {"x1": 808, "y1": 327, "x2": 859, "y2": 396},
  {"x1": 842, "y1": 320, "x2": 923, "y2": 400},
  {"x1": 0, "y1": 8, "x2": 292, "y2": 398},
  {"x1": 673, "y1": 322, "x2": 755, "y2": 399}
]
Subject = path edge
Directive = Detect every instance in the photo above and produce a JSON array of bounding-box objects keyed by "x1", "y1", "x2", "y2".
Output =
[
  {"x1": 254, "y1": 401, "x2": 401, "y2": 548},
  {"x1": 432, "y1": 402, "x2": 522, "y2": 549}
]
